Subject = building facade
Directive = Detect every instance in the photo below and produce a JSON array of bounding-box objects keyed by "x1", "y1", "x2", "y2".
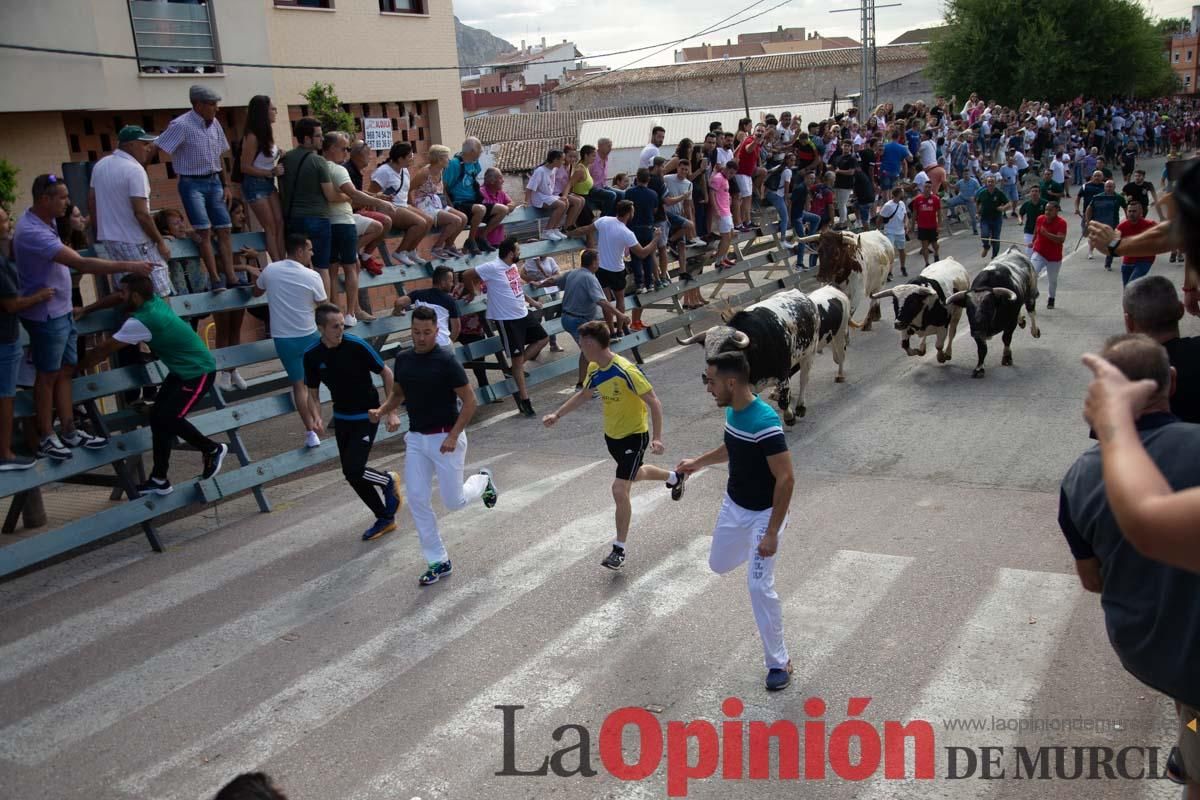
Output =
[
  {"x1": 0, "y1": 0, "x2": 465, "y2": 211},
  {"x1": 1166, "y1": 7, "x2": 1200, "y2": 95}
]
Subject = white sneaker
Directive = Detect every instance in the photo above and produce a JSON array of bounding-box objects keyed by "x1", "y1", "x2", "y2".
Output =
[
  {"x1": 344, "y1": 314, "x2": 358, "y2": 328},
  {"x1": 214, "y1": 371, "x2": 233, "y2": 392},
  {"x1": 305, "y1": 430, "x2": 321, "y2": 448},
  {"x1": 396, "y1": 251, "x2": 417, "y2": 267},
  {"x1": 553, "y1": 229, "x2": 569, "y2": 241},
  {"x1": 687, "y1": 237, "x2": 706, "y2": 247},
  {"x1": 230, "y1": 370, "x2": 248, "y2": 391},
  {"x1": 540, "y1": 229, "x2": 558, "y2": 242}
]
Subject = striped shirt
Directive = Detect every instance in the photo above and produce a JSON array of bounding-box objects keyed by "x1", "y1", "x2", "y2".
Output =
[
  {"x1": 724, "y1": 396, "x2": 788, "y2": 511},
  {"x1": 155, "y1": 110, "x2": 229, "y2": 176}
]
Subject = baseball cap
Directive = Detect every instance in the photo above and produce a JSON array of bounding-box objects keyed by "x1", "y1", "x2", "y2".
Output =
[{"x1": 118, "y1": 125, "x2": 158, "y2": 144}]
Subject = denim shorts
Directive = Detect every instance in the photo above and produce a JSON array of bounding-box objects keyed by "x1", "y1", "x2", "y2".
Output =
[
  {"x1": 0, "y1": 339, "x2": 22, "y2": 398},
  {"x1": 178, "y1": 174, "x2": 232, "y2": 231},
  {"x1": 330, "y1": 223, "x2": 358, "y2": 266},
  {"x1": 289, "y1": 216, "x2": 332, "y2": 269},
  {"x1": 561, "y1": 312, "x2": 592, "y2": 343},
  {"x1": 22, "y1": 312, "x2": 77, "y2": 373},
  {"x1": 274, "y1": 331, "x2": 320, "y2": 383},
  {"x1": 241, "y1": 174, "x2": 277, "y2": 203}
]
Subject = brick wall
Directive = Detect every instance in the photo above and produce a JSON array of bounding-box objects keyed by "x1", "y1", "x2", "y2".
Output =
[{"x1": 558, "y1": 59, "x2": 929, "y2": 113}]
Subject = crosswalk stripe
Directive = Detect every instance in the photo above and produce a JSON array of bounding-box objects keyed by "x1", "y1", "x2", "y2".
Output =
[
  {"x1": 115, "y1": 476, "x2": 694, "y2": 799},
  {"x1": 0, "y1": 452, "x2": 511, "y2": 686},
  {"x1": 0, "y1": 459, "x2": 605, "y2": 766},
  {"x1": 352, "y1": 534, "x2": 721, "y2": 800},
  {"x1": 852, "y1": 567, "x2": 1080, "y2": 799}
]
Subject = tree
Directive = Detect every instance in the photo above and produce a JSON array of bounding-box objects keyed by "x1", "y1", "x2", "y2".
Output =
[
  {"x1": 0, "y1": 159, "x2": 17, "y2": 212},
  {"x1": 927, "y1": 0, "x2": 1177, "y2": 106},
  {"x1": 302, "y1": 82, "x2": 357, "y2": 136},
  {"x1": 1155, "y1": 16, "x2": 1190, "y2": 35}
]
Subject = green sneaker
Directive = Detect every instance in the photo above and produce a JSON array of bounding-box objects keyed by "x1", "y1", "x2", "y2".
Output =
[
  {"x1": 480, "y1": 468, "x2": 498, "y2": 509},
  {"x1": 419, "y1": 560, "x2": 453, "y2": 586}
]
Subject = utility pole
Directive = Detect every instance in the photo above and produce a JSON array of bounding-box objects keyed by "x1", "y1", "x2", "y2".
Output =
[
  {"x1": 739, "y1": 61, "x2": 750, "y2": 119},
  {"x1": 830, "y1": 0, "x2": 900, "y2": 114}
]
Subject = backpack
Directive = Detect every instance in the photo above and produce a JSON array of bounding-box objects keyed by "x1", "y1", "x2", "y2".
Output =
[{"x1": 764, "y1": 164, "x2": 787, "y2": 192}]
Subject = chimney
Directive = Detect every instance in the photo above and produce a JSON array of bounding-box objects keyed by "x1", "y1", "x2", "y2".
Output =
[
  {"x1": 727, "y1": 38, "x2": 732, "y2": 45},
  {"x1": 520, "y1": 39, "x2": 525, "y2": 51},
  {"x1": 1193, "y1": 5, "x2": 1200, "y2": 35},
  {"x1": 540, "y1": 36, "x2": 546, "y2": 48},
  {"x1": 777, "y1": 25, "x2": 783, "y2": 32}
]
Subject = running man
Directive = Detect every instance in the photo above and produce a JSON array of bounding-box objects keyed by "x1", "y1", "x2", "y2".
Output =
[
  {"x1": 541, "y1": 321, "x2": 684, "y2": 570},
  {"x1": 370, "y1": 305, "x2": 498, "y2": 586},
  {"x1": 303, "y1": 303, "x2": 401, "y2": 541},
  {"x1": 674, "y1": 351, "x2": 795, "y2": 691}
]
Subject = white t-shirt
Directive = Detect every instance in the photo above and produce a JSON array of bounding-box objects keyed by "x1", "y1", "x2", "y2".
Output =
[
  {"x1": 1012, "y1": 151, "x2": 1029, "y2": 170},
  {"x1": 90, "y1": 150, "x2": 151, "y2": 244},
  {"x1": 325, "y1": 162, "x2": 356, "y2": 225},
  {"x1": 770, "y1": 167, "x2": 792, "y2": 197},
  {"x1": 715, "y1": 147, "x2": 734, "y2": 167},
  {"x1": 914, "y1": 170, "x2": 930, "y2": 191},
  {"x1": 525, "y1": 256, "x2": 560, "y2": 298},
  {"x1": 255, "y1": 258, "x2": 328, "y2": 338},
  {"x1": 371, "y1": 162, "x2": 409, "y2": 207},
  {"x1": 594, "y1": 216, "x2": 638, "y2": 272},
  {"x1": 638, "y1": 143, "x2": 660, "y2": 169},
  {"x1": 918, "y1": 139, "x2": 937, "y2": 169},
  {"x1": 776, "y1": 125, "x2": 796, "y2": 145},
  {"x1": 475, "y1": 258, "x2": 529, "y2": 321},
  {"x1": 113, "y1": 318, "x2": 153, "y2": 345},
  {"x1": 879, "y1": 199, "x2": 908, "y2": 236},
  {"x1": 1050, "y1": 158, "x2": 1066, "y2": 183}
]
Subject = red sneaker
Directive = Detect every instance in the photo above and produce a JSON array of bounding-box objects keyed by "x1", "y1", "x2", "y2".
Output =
[{"x1": 630, "y1": 320, "x2": 647, "y2": 332}]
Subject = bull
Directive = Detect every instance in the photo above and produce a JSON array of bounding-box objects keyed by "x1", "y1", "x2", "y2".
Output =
[
  {"x1": 808, "y1": 285, "x2": 851, "y2": 383},
  {"x1": 871, "y1": 258, "x2": 969, "y2": 363},
  {"x1": 945, "y1": 248, "x2": 1042, "y2": 378},
  {"x1": 804, "y1": 229, "x2": 895, "y2": 331},
  {"x1": 676, "y1": 289, "x2": 819, "y2": 424}
]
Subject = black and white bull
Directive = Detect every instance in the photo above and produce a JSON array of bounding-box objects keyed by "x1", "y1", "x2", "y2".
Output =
[
  {"x1": 808, "y1": 285, "x2": 851, "y2": 383},
  {"x1": 946, "y1": 248, "x2": 1042, "y2": 378},
  {"x1": 805, "y1": 229, "x2": 895, "y2": 331},
  {"x1": 871, "y1": 258, "x2": 969, "y2": 364},
  {"x1": 676, "y1": 289, "x2": 820, "y2": 424}
]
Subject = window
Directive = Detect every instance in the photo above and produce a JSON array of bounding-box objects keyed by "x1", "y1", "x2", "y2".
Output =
[
  {"x1": 129, "y1": 0, "x2": 220, "y2": 74},
  {"x1": 274, "y1": 0, "x2": 334, "y2": 8},
  {"x1": 1189, "y1": 50, "x2": 1194, "y2": 61},
  {"x1": 380, "y1": 0, "x2": 424, "y2": 12},
  {"x1": 1175, "y1": 52, "x2": 1181, "y2": 62}
]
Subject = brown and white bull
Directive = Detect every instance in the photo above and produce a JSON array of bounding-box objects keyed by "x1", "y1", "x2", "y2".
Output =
[
  {"x1": 871, "y1": 258, "x2": 969, "y2": 363},
  {"x1": 808, "y1": 285, "x2": 851, "y2": 383},
  {"x1": 802, "y1": 229, "x2": 895, "y2": 331},
  {"x1": 676, "y1": 289, "x2": 820, "y2": 424}
]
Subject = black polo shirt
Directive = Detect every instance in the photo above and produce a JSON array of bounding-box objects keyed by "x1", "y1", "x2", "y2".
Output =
[
  {"x1": 303, "y1": 334, "x2": 384, "y2": 420},
  {"x1": 393, "y1": 345, "x2": 468, "y2": 433}
]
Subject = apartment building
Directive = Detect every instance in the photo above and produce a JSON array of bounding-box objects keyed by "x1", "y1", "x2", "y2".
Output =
[{"x1": 0, "y1": 0, "x2": 465, "y2": 210}]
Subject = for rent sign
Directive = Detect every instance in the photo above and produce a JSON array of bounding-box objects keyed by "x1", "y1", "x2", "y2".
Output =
[{"x1": 363, "y1": 118, "x2": 393, "y2": 152}]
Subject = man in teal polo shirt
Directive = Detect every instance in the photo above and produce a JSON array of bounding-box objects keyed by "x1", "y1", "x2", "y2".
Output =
[{"x1": 79, "y1": 275, "x2": 227, "y2": 495}]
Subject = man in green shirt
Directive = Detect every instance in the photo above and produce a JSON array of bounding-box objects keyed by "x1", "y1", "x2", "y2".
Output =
[
  {"x1": 975, "y1": 175, "x2": 1011, "y2": 259},
  {"x1": 80, "y1": 275, "x2": 227, "y2": 496},
  {"x1": 1019, "y1": 185, "x2": 1048, "y2": 255},
  {"x1": 1038, "y1": 168, "x2": 1063, "y2": 204}
]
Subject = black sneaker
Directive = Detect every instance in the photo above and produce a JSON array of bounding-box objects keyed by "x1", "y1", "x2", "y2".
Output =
[
  {"x1": 136, "y1": 477, "x2": 174, "y2": 496},
  {"x1": 518, "y1": 398, "x2": 536, "y2": 418},
  {"x1": 900, "y1": 267, "x2": 908, "y2": 277},
  {"x1": 1046, "y1": 297, "x2": 1055, "y2": 309},
  {"x1": 480, "y1": 467, "x2": 498, "y2": 508},
  {"x1": 601, "y1": 545, "x2": 626, "y2": 571},
  {"x1": 419, "y1": 560, "x2": 453, "y2": 586},
  {"x1": 37, "y1": 435, "x2": 72, "y2": 461},
  {"x1": 668, "y1": 472, "x2": 686, "y2": 501},
  {"x1": 0, "y1": 455, "x2": 36, "y2": 471},
  {"x1": 201, "y1": 442, "x2": 228, "y2": 480}
]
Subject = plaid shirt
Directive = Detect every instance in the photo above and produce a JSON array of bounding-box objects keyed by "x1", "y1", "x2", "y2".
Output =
[{"x1": 155, "y1": 109, "x2": 229, "y2": 176}]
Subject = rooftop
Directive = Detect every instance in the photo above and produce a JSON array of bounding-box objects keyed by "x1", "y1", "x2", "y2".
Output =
[
  {"x1": 888, "y1": 27, "x2": 949, "y2": 45},
  {"x1": 465, "y1": 104, "x2": 683, "y2": 146}
]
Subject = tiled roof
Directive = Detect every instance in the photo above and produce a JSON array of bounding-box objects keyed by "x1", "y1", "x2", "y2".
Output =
[
  {"x1": 493, "y1": 137, "x2": 574, "y2": 173},
  {"x1": 466, "y1": 105, "x2": 683, "y2": 146},
  {"x1": 888, "y1": 27, "x2": 948, "y2": 45},
  {"x1": 558, "y1": 44, "x2": 928, "y2": 91}
]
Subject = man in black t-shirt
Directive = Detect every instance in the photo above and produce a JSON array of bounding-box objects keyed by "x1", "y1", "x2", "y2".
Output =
[
  {"x1": 1119, "y1": 143, "x2": 1139, "y2": 181},
  {"x1": 1122, "y1": 276, "x2": 1200, "y2": 424},
  {"x1": 303, "y1": 303, "x2": 401, "y2": 541},
  {"x1": 392, "y1": 265, "x2": 461, "y2": 347},
  {"x1": 1121, "y1": 170, "x2": 1158, "y2": 219},
  {"x1": 371, "y1": 306, "x2": 498, "y2": 586}
]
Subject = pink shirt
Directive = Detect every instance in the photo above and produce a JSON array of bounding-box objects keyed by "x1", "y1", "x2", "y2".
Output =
[
  {"x1": 710, "y1": 172, "x2": 732, "y2": 216},
  {"x1": 589, "y1": 155, "x2": 609, "y2": 187},
  {"x1": 481, "y1": 184, "x2": 511, "y2": 245}
]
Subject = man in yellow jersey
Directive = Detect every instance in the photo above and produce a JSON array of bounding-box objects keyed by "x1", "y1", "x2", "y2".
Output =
[{"x1": 542, "y1": 320, "x2": 685, "y2": 570}]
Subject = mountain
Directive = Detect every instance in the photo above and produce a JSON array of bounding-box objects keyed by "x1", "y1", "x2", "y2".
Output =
[{"x1": 456, "y1": 16, "x2": 516, "y2": 73}]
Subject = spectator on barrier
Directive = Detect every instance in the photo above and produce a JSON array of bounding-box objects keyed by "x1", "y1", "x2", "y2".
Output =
[
  {"x1": 213, "y1": 772, "x2": 289, "y2": 800},
  {"x1": 452, "y1": 276, "x2": 493, "y2": 396},
  {"x1": 56, "y1": 204, "x2": 89, "y2": 252},
  {"x1": 732, "y1": 126, "x2": 762, "y2": 232},
  {"x1": 520, "y1": 253, "x2": 564, "y2": 353},
  {"x1": 527, "y1": 149, "x2": 569, "y2": 242},
  {"x1": 14, "y1": 174, "x2": 154, "y2": 461},
  {"x1": 625, "y1": 168, "x2": 662, "y2": 298},
  {"x1": 558, "y1": 249, "x2": 630, "y2": 389},
  {"x1": 79, "y1": 273, "x2": 228, "y2": 494},
  {"x1": 611, "y1": 172, "x2": 631, "y2": 192},
  {"x1": 480, "y1": 167, "x2": 513, "y2": 248},
  {"x1": 0, "y1": 206, "x2": 52, "y2": 470},
  {"x1": 1122, "y1": 275, "x2": 1200, "y2": 423},
  {"x1": 393, "y1": 264, "x2": 460, "y2": 348},
  {"x1": 365, "y1": 141, "x2": 430, "y2": 268},
  {"x1": 443, "y1": 136, "x2": 508, "y2": 255},
  {"x1": 280, "y1": 117, "x2": 343, "y2": 299},
  {"x1": 709, "y1": 162, "x2": 738, "y2": 271},
  {"x1": 238, "y1": 95, "x2": 285, "y2": 262},
  {"x1": 1061, "y1": 334, "x2": 1200, "y2": 794},
  {"x1": 790, "y1": 171, "x2": 821, "y2": 271},
  {"x1": 556, "y1": 147, "x2": 586, "y2": 234},
  {"x1": 155, "y1": 85, "x2": 238, "y2": 291},
  {"x1": 662, "y1": 158, "x2": 702, "y2": 268},
  {"x1": 588, "y1": 137, "x2": 620, "y2": 216},
  {"x1": 342, "y1": 139, "x2": 388, "y2": 275},
  {"x1": 410, "y1": 144, "x2": 468, "y2": 260},
  {"x1": 88, "y1": 126, "x2": 174, "y2": 298},
  {"x1": 639, "y1": 126, "x2": 666, "y2": 169},
  {"x1": 252, "y1": 233, "x2": 327, "y2": 447},
  {"x1": 154, "y1": 208, "x2": 206, "y2": 297},
  {"x1": 571, "y1": 199, "x2": 659, "y2": 333}
]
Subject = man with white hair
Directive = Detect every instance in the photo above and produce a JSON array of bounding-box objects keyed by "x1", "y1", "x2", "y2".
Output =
[
  {"x1": 444, "y1": 136, "x2": 509, "y2": 255},
  {"x1": 588, "y1": 138, "x2": 621, "y2": 216}
]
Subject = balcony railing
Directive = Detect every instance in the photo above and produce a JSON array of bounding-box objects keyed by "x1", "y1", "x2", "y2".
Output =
[{"x1": 128, "y1": 0, "x2": 221, "y2": 74}]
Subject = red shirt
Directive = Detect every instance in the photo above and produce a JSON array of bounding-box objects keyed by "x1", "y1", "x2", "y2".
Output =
[
  {"x1": 912, "y1": 194, "x2": 941, "y2": 229},
  {"x1": 735, "y1": 138, "x2": 760, "y2": 176},
  {"x1": 1116, "y1": 217, "x2": 1157, "y2": 264},
  {"x1": 1032, "y1": 214, "x2": 1068, "y2": 261}
]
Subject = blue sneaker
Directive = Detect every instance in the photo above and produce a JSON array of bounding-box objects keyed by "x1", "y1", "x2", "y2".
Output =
[
  {"x1": 419, "y1": 560, "x2": 452, "y2": 586},
  {"x1": 383, "y1": 471, "x2": 403, "y2": 518},
  {"x1": 765, "y1": 661, "x2": 793, "y2": 691},
  {"x1": 362, "y1": 517, "x2": 396, "y2": 541}
]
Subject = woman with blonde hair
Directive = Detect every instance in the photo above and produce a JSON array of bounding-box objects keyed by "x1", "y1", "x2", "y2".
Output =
[{"x1": 410, "y1": 144, "x2": 467, "y2": 260}]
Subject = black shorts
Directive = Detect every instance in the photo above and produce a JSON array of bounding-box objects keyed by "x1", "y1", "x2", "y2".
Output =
[
  {"x1": 597, "y1": 267, "x2": 628, "y2": 293},
  {"x1": 497, "y1": 315, "x2": 548, "y2": 358},
  {"x1": 917, "y1": 227, "x2": 939, "y2": 242},
  {"x1": 452, "y1": 200, "x2": 494, "y2": 218},
  {"x1": 605, "y1": 431, "x2": 649, "y2": 481}
]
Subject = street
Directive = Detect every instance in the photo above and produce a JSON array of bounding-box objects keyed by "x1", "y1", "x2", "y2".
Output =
[{"x1": 0, "y1": 165, "x2": 1195, "y2": 799}]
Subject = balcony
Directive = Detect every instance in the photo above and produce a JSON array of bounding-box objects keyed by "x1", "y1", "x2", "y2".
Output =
[{"x1": 128, "y1": 0, "x2": 221, "y2": 75}]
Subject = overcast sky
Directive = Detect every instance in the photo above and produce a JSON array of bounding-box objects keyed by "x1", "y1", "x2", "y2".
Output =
[{"x1": 455, "y1": 0, "x2": 1198, "y2": 69}]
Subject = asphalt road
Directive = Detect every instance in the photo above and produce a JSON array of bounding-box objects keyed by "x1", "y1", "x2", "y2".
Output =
[{"x1": 1, "y1": 158, "x2": 1196, "y2": 800}]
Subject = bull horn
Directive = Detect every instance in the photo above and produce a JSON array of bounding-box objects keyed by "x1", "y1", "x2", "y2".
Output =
[
  {"x1": 731, "y1": 330, "x2": 750, "y2": 349},
  {"x1": 871, "y1": 288, "x2": 898, "y2": 300},
  {"x1": 946, "y1": 290, "x2": 969, "y2": 306},
  {"x1": 676, "y1": 330, "x2": 708, "y2": 346},
  {"x1": 794, "y1": 233, "x2": 821, "y2": 244},
  {"x1": 848, "y1": 318, "x2": 864, "y2": 329},
  {"x1": 991, "y1": 287, "x2": 1018, "y2": 301}
]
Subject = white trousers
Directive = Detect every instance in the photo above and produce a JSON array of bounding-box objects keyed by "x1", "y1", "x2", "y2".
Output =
[
  {"x1": 709, "y1": 494, "x2": 789, "y2": 669},
  {"x1": 404, "y1": 431, "x2": 488, "y2": 564}
]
